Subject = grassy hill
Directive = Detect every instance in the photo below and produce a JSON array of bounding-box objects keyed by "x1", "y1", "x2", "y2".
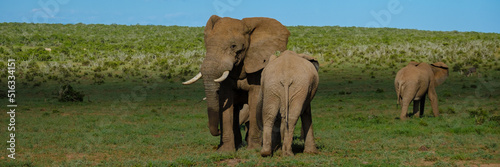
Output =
[
  {"x1": 1, "y1": 23, "x2": 499, "y2": 85},
  {"x1": 1, "y1": 23, "x2": 499, "y2": 166}
]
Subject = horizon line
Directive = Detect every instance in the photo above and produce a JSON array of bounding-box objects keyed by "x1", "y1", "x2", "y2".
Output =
[{"x1": 2, "y1": 21, "x2": 498, "y2": 34}]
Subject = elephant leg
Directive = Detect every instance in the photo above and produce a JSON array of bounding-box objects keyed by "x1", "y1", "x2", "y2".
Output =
[
  {"x1": 239, "y1": 104, "x2": 249, "y2": 125},
  {"x1": 282, "y1": 113, "x2": 299, "y2": 156},
  {"x1": 282, "y1": 97, "x2": 306, "y2": 157},
  {"x1": 260, "y1": 95, "x2": 279, "y2": 157},
  {"x1": 301, "y1": 103, "x2": 318, "y2": 154},
  {"x1": 218, "y1": 84, "x2": 240, "y2": 152},
  {"x1": 412, "y1": 100, "x2": 420, "y2": 117},
  {"x1": 428, "y1": 87, "x2": 440, "y2": 117},
  {"x1": 273, "y1": 115, "x2": 283, "y2": 152},
  {"x1": 234, "y1": 107, "x2": 243, "y2": 149},
  {"x1": 400, "y1": 98, "x2": 412, "y2": 120},
  {"x1": 218, "y1": 109, "x2": 236, "y2": 151},
  {"x1": 299, "y1": 125, "x2": 305, "y2": 141},
  {"x1": 419, "y1": 94, "x2": 426, "y2": 117},
  {"x1": 219, "y1": 105, "x2": 238, "y2": 151},
  {"x1": 247, "y1": 86, "x2": 262, "y2": 149},
  {"x1": 238, "y1": 104, "x2": 249, "y2": 144}
]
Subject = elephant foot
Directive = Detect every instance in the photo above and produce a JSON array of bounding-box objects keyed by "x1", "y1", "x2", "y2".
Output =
[
  {"x1": 260, "y1": 148, "x2": 272, "y2": 157},
  {"x1": 282, "y1": 150, "x2": 294, "y2": 157},
  {"x1": 304, "y1": 147, "x2": 319, "y2": 154},
  {"x1": 217, "y1": 144, "x2": 236, "y2": 152}
]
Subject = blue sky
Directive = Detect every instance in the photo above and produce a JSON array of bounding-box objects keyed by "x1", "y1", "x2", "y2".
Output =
[{"x1": 1, "y1": 0, "x2": 499, "y2": 33}]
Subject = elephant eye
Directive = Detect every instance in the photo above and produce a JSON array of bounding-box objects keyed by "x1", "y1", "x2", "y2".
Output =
[{"x1": 231, "y1": 45, "x2": 237, "y2": 49}]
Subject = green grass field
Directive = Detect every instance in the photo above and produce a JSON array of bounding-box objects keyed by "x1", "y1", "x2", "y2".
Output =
[{"x1": 1, "y1": 23, "x2": 499, "y2": 166}]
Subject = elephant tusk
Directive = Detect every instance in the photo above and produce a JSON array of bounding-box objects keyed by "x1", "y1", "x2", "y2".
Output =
[
  {"x1": 214, "y1": 71, "x2": 229, "y2": 83},
  {"x1": 182, "y1": 72, "x2": 202, "y2": 85}
]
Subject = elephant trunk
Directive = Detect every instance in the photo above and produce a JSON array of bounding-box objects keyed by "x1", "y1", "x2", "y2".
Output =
[
  {"x1": 201, "y1": 57, "x2": 232, "y2": 137},
  {"x1": 204, "y1": 80, "x2": 221, "y2": 136}
]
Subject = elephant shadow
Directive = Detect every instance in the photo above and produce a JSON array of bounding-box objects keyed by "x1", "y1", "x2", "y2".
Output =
[
  {"x1": 269, "y1": 117, "x2": 323, "y2": 155},
  {"x1": 395, "y1": 111, "x2": 437, "y2": 119},
  {"x1": 290, "y1": 133, "x2": 324, "y2": 154},
  {"x1": 273, "y1": 135, "x2": 322, "y2": 155},
  {"x1": 291, "y1": 136, "x2": 306, "y2": 154}
]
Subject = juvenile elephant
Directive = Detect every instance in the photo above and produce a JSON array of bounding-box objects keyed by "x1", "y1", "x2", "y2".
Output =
[
  {"x1": 183, "y1": 15, "x2": 290, "y2": 151},
  {"x1": 259, "y1": 50, "x2": 319, "y2": 157},
  {"x1": 394, "y1": 61, "x2": 449, "y2": 120}
]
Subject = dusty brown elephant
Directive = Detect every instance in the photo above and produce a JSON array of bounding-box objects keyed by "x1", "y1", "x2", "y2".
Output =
[
  {"x1": 259, "y1": 51, "x2": 319, "y2": 157},
  {"x1": 394, "y1": 61, "x2": 449, "y2": 120},
  {"x1": 183, "y1": 15, "x2": 290, "y2": 151}
]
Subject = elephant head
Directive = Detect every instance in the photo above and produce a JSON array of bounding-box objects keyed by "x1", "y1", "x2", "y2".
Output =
[
  {"x1": 430, "y1": 62, "x2": 449, "y2": 86},
  {"x1": 183, "y1": 15, "x2": 290, "y2": 136}
]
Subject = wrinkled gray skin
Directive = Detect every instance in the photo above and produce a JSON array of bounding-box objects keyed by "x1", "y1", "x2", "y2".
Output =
[
  {"x1": 183, "y1": 15, "x2": 290, "y2": 151},
  {"x1": 259, "y1": 51, "x2": 320, "y2": 157},
  {"x1": 395, "y1": 61, "x2": 449, "y2": 120}
]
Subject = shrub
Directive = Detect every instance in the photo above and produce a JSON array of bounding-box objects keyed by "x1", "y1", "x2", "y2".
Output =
[
  {"x1": 452, "y1": 62, "x2": 464, "y2": 72},
  {"x1": 468, "y1": 108, "x2": 489, "y2": 118},
  {"x1": 82, "y1": 60, "x2": 91, "y2": 66},
  {"x1": 58, "y1": 84, "x2": 84, "y2": 102},
  {"x1": 338, "y1": 90, "x2": 352, "y2": 95},
  {"x1": 467, "y1": 108, "x2": 490, "y2": 125},
  {"x1": 489, "y1": 115, "x2": 500, "y2": 125},
  {"x1": 443, "y1": 106, "x2": 456, "y2": 114},
  {"x1": 104, "y1": 61, "x2": 123, "y2": 69}
]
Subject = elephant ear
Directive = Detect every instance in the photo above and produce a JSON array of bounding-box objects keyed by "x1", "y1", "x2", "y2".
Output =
[
  {"x1": 204, "y1": 15, "x2": 221, "y2": 37},
  {"x1": 297, "y1": 53, "x2": 320, "y2": 71},
  {"x1": 431, "y1": 62, "x2": 449, "y2": 86},
  {"x1": 242, "y1": 17, "x2": 290, "y2": 73}
]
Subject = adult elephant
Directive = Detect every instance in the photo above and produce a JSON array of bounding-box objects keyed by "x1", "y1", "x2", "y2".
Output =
[
  {"x1": 394, "y1": 61, "x2": 449, "y2": 120},
  {"x1": 183, "y1": 15, "x2": 290, "y2": 151}
]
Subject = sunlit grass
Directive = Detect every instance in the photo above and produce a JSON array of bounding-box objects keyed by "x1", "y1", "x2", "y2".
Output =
[{"x1": 2, "y1": 64, "x2": 499, "y2": 166}]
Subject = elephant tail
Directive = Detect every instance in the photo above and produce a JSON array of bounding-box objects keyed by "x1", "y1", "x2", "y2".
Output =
[
  {"x1": 280, "y1": 79, "x2": 293, "y2": 129},
  {"x1": 396, "y1": 81, "x2": 403, "y2": 107}
]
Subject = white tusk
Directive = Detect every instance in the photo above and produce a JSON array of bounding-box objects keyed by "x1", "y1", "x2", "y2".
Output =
[
  {"x1": 214, "y1": 71, "x2": 229, "y2": 82},
  {"x1": 182, "y1": 72, "x2": 202, "y2": 85}
]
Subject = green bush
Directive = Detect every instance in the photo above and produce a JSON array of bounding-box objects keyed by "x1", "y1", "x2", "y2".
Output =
[
  {"x1": 58, "y1": 84, "x2": 84, "y2": 102},
  {"x1": 467, "y1": 108, "x2": 491, "y2": 125}
]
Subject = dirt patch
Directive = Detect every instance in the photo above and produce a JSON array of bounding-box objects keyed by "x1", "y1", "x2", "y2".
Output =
[
  {"x1": 349, "y1": 140, "x2": 362, "y2": 144},
  {"x1": 65, "y1": 153, "x2": 86, "y2": 160},
  {"x1": 421, "y1": 161, "x2": 435, "y2": 166},
  {"x1": 65, "y1": 152, "x2": 110, "y2": 164},
  {"x1": 418, "y1": 145, "x2": 430, "y2": 151}
]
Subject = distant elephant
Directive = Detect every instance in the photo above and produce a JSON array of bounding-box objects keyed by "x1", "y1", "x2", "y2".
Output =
[
  {"x1": 183, "y1": 15, "x2": 290, "y2": 151},
  {"x1": 259, "y1": 50, "x2": 319, "y2": 157},
  {"x1": 394, "y1": 61, "x2": 449, "y2": 120}
]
